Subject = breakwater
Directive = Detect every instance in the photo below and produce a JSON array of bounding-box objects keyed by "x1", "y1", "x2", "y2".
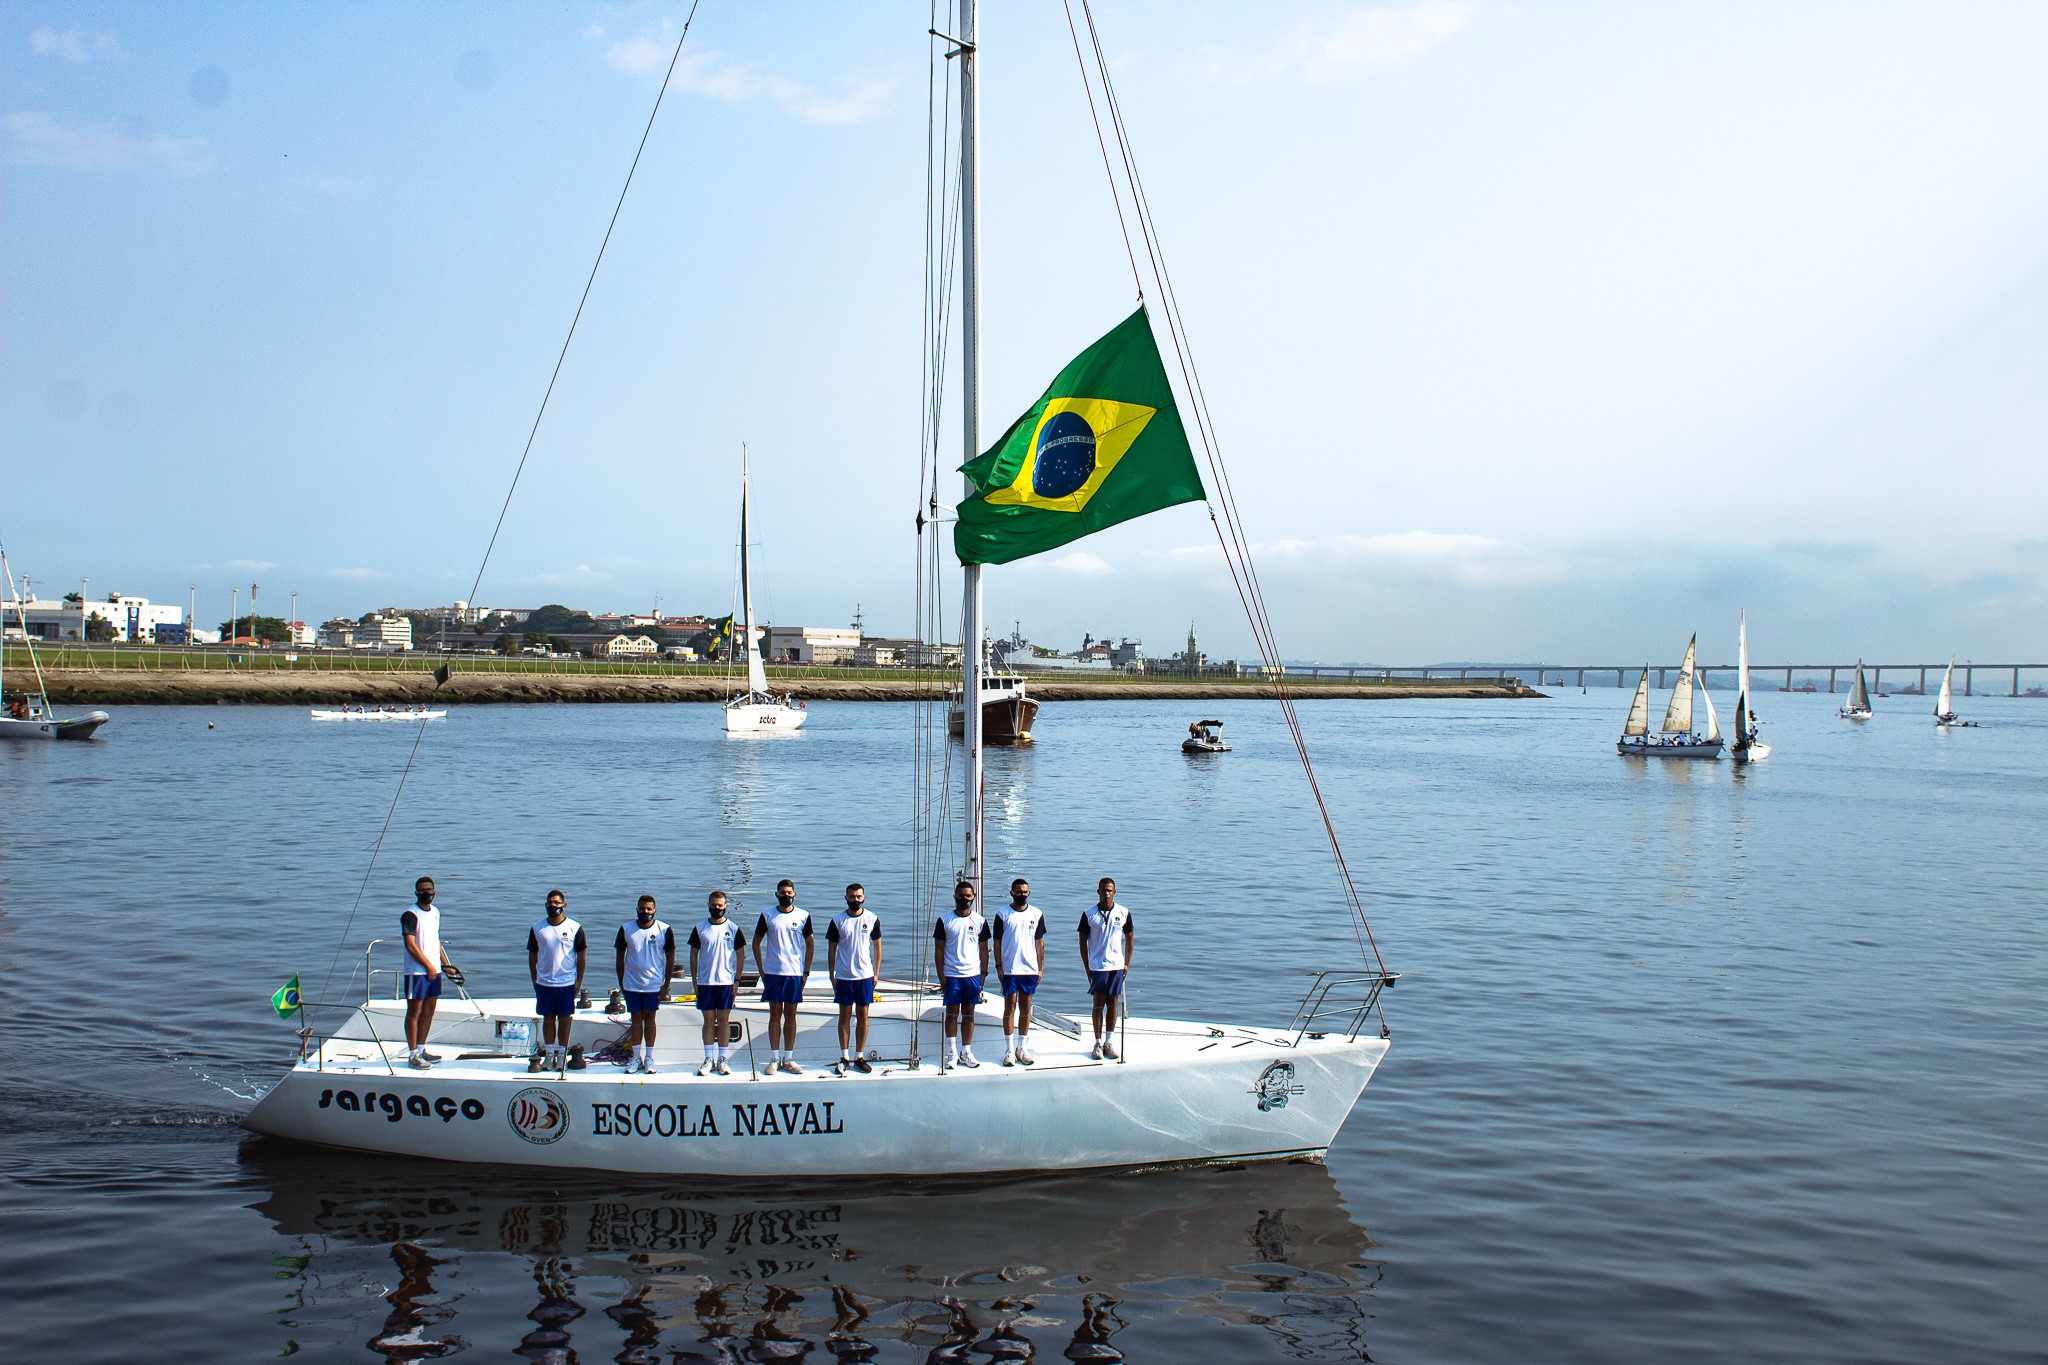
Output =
[{"x1": 17, "y1": 667, "x2": 1540, "y2": 706}]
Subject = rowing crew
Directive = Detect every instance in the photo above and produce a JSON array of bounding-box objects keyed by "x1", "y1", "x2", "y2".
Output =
[{"x1": 394, "y1": 874, "x2": 1136, "y2": 1076}]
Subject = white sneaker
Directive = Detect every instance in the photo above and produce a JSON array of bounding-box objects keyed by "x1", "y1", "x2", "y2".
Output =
[
  {"x1": 697, "y1": 1060, "x2": 715, "y2": 1076},
  {"x1": 1102, "y1": 1038, "x2": 1119, "y2": 1060},
  {"x1": 1017, "y1": 1046, "x2": 1034, "y2": 1066},
  {"x1": 958, "y1": 1051, "x2": 980, "y2": 1069},
  {"x1": 1002, "y1": 1050, "x2": 1016, "y2": 1067},
  {"x1": 640, "y1": 1060, "x2": 656, "y2": 1075},
  {"x1": 714, "y1": 1060, "x2": 731, "y2": 1076},
  {"x1": 779, "y1": 1059, "x2": 804, "y2": 1075},
  {"x1": 408, "y1": 1054, "x2": 432, "y2": 1069},
  {"x1": 1089, "y1": 1041, "x2": 1104, "y2": 1060}
]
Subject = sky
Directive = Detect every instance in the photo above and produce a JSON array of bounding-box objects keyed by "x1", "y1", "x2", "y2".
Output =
[{"x1": 4, "y1": 0, "x2": 2046, "y2": 665}]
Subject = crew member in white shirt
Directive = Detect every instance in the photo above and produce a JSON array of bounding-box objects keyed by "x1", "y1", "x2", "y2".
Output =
[
  {"x1": 825, "y1": 883, "x2": 884, "y2": 1074},
  {"x1": 932, "y1": 880, "x2": 991, "y2": 1069},
  {"x1": 753, "y1": 878, "x2": 815, "y2": 1074},
  {"x1": 688, "y1": 890, "x2": 745, "y2": 1076},
  {"x1": 993, "y1": 877, "x2": 1047, "y2": 1067},
  {"x1": 527, "y1": 889, "x2": 587, "y2": 1072},
  {"x1": 399, "y1": 875, "x2": 460, "y2": 1070},
  {"x1": 1077, "y1": 876, "x2": 1135, "y2": 1060},
  {"x1": 614, "y1": 894, "x2": 676, "y2": 1075}
]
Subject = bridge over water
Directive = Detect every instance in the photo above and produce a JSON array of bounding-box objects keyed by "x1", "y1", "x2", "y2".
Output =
[{"x1": 1282, "y1": 663, "x2": 2048, "y2": 696}]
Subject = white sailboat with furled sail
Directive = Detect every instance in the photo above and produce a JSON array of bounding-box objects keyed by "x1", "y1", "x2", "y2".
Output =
[
  {"x1": 1933, "y1": 658, "x2": 1976, "y2": 727},
  {"x1": 0, "y1": 543, "x2": 110, "y2": 741},
  {"x1": 723, "y1": 448, "x2": 805, "y2": 734},
  {"x1": 1617, "y1": 634, "x2": 1724, "y2": 758},
  {"x1": 1730, "y1": 611, "x2": 1769, "y2": 763},
  {"x1": 1839, "y1": 660, "x2": 1872, "y2": 720},
  {"x1": 243, "y1": 1, "x2": 1396, "y2": 1176}
]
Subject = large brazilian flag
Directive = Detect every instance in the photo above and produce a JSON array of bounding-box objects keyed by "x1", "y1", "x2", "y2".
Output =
[{"x1": 955, "y1": 308, "x2": 1205, "y2": 565}]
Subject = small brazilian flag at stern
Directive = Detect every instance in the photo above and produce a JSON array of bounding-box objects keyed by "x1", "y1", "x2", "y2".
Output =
[
  {"x1": 955, "y1": 308, "x2": 1205, "y2": 565},
  {"x1": 271, "y1": 975, "x2": 302, "y2": 1020}
]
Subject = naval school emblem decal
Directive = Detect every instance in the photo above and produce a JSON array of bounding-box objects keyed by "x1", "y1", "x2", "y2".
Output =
[
  {"x1": 508, "y1": 1086, "x2": 570, "y2": 1144},
  {"x1": 1252, "y1": 1061, "x2": 1305, "y2": 1112}
]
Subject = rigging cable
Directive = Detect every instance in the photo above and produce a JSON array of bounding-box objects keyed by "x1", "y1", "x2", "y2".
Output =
[
  {"x1": 318, "y1": 5, "x2": 705, "y2": 1001},
  {"x1": 1063, "y1": 0, "x2": 1387, "y2": 976}
]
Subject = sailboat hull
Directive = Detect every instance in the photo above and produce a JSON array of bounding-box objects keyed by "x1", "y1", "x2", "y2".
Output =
[
  {"x1": 0, "y1": 710, "x2": 110, "y2": 740},
  {"x1": 1616, "y1": 737, "x2": 1724, "y2": 759},
  {"x1": 1731, "y1": 742, "x2": 1772, "y2": 764},
  {"x1": 724, "y1": 700, "x2": 807, "y2": 733},
  {"x1": 243, "y1": 992, "x2": 1386, "y2": 1176}
]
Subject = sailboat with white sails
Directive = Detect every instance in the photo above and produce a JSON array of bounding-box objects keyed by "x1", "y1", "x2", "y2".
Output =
[
  {"x1": 1617, "y1": 633, "x2": 1724, "y2": 758},
  {"x1": 1839, "y1": 661, "x2": 1873, "y2": 720},
  {"x1": 1730, "y1": 612, "x2": 1769, "y2": 763},
  {"x1": 243, "y1": 1, "x2": 1395, "y2": 1177},
  {"x1": 1933, "y1": 659, "x2": 1976, "y2": 727},
  {"x1": 723, "y1": 449, "x2": 806, "y2": 734}
]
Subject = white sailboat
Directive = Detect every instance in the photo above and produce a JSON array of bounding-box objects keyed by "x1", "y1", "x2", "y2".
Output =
[
  {"x1": 1839, "y1": 660, "x2": 1872, "y2": 720},
  {"x1": 0, "y1": 544, "x2": 110, "y2": 741},
  {"x1": 243, "y1": 1, "x2": 1394, "y2": 1177},
  {"x1": 723, "y1": 449, "x2": 806, "y2": 734},
  {"x1": 1617, "y1": 634, "x2": 1724, "y2": 758},
  {"x1": 1933, "y1": 659, "x2": 1976, "y2": 727},
  {"x1": 1730, "y1": 611, "x2": 1770, "y2": 763}
]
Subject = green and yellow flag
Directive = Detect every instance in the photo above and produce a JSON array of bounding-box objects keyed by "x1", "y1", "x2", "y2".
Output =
[
  {"x1": 271, "y1": 975, "x2": 302, "y2": 1021},
  {"x1": 955, "y1": 308, "x2": 1205, "y2": 565},
  {"x1": 707, "y1": 615, "x2": 734, "y2": 654}
]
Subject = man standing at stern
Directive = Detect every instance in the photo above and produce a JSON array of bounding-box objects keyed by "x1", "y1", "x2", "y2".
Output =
[
  {"x1": 827, "y1": 883, "x2": 883, "y2": 1074},
  {"x1": 993, "y1": 877, "x2": 1047, "y2": 1066},
  {"x1": 615, "y1": 894, "x2": 675, "y2": 1074},
  {"x1": 528, "y1": 889, "x2": 587, "y2": 1072},
  {"x1": 1078, "y1": 876, "x2": 1135, "y2": 1060},
  {"x1": 753, "y1": 878, "x2": 814, "y2": 1074},
  {"x1": 400, "y1": 875, "x2": 459, "y2": 1070},
  {"x1": 933, "y1": 880, "x2": 990, "y2": 1069},
  {"x1": 689, "y1": 891, "x2": 745, "y2": 1076}
]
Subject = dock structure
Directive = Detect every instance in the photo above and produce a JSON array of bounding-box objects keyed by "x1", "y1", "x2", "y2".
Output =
[{"x1": 1322, "y1": 663, "x2": 2048, "y2": 696}]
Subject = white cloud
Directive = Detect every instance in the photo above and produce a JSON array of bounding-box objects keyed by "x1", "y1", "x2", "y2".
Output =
[
  {"x1": 606, "y1": 36, "x2": 891, "y2": 125},
  {"x1": 1201, "y1": 1, "x2": 1478, "y2": 82},
  {"x1": 1048, "y1": 550, "x2": 1113, "y2": 576},
  {"x1": 1, "y1": 111, "x2": 210, "y2": 175},
  {"x1": 327, "y1": 567, "x2": 389, "y2": 582},
  {"x1": 29, "y1": 26, "x2": 116, "y2": 64},
  {"x1": 214, "y1": 559, "x2": 278, "y2": 574}
]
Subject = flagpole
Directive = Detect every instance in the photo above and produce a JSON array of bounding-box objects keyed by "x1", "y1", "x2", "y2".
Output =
[{"x1": 958, "y1": 0, "x2": 985, "y2": 895}]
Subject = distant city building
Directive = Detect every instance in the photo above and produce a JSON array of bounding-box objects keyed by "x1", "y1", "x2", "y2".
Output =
[
  {"x1": 356, "y1": 612, "x2": 413, "y2": 651},
  {"x1": 5, "y1": 594, "x2": 184, "y2": 642},
  {"x1": 317, "y1": 618, "x2": 356, "y2": 649},
  {"x1": 288, "y1": 620, "x2": 316, "y2": 647},
  {"x1": 593, "y1": 633, "x2": 659, "y2": 659},
  {"x1": 767, "y1": 625, "x2": 861, "y2": 665}
]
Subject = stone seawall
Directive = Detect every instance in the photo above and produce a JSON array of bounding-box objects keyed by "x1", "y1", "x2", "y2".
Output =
[{"x1": 18, "y1": 668, "x2": 1542, "y2": 706}]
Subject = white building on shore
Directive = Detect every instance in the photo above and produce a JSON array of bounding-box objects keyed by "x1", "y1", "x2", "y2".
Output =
[
  {"x1": 5, "y1": 594, "x2": 186, "y2": 643},
  {"x1": 766, "y1": 625, "x2": 861, "y2": 665}
]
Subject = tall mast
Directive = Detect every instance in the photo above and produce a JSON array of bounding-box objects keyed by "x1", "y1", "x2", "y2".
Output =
[
  {"x1": 739, "y1": 445, "x2": 766, "y2": 697},
  {"x1": 958, "y1": 0, "x2": 985, "y2": 892}
]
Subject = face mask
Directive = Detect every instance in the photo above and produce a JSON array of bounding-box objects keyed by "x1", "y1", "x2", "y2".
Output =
[{"x1": 777, "y1": 894, "x2": 795, "y2": 907}]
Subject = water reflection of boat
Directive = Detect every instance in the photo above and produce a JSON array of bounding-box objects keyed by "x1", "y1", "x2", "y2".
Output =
[{"x1": 246, "y1": 1141, "x2": 1379, "y2": 1361}]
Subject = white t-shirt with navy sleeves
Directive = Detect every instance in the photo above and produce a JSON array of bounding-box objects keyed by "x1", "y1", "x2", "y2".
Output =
[
  {"x1": 1078, "y1": 903, "x2": 1133, "y2": 972},
  {"x1": 933, "y1": 910, "x2": 990, "y2": 978},
  {"x1": 827, "y1": 908, "x2": 882, "y2": 981},
  {"x1": 992, "y1": 903, "x2": 1046, "y2": 977},
  {"x1": 688, "y1": 918, "x2": 746, "y2": 986},
  {"x1": 754, "y1": 907, "x2": 814, "y2": 976}
]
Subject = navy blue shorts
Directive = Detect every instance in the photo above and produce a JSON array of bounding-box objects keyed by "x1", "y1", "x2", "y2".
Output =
[
  {"x1": 534, "y1": 983, "x2": 577, "y2": 1016},
  {"x1": 761, "y1": 974, "x2": 805, "y2": 1005},
  {"x1": 624, "y1": 990, "x2": 662, "y2": 1014},
  {"x1": 695, "y1": 984, "x2": 735, "y2": 1012},
  {"x1": 405, "y1": 974, "x2": 442, "y2": 1000},
  {"x1": 833, "y1": 978, "x2": 876, "y2": 1007},
  {"x1": 1000, "y1": 973, "x2": 1040, "y2": 997},
  {"x1": 1088, "y1": 969, "x2": 1126, "y2": 998},
  {"x1": 941, "y1": 975, "x2": 983, "y2": 1007}
]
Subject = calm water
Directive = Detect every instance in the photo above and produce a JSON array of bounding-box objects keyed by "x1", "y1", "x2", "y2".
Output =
[{"x1": 3, "y1": 690, "x2": 2044, "y2": 1362}]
